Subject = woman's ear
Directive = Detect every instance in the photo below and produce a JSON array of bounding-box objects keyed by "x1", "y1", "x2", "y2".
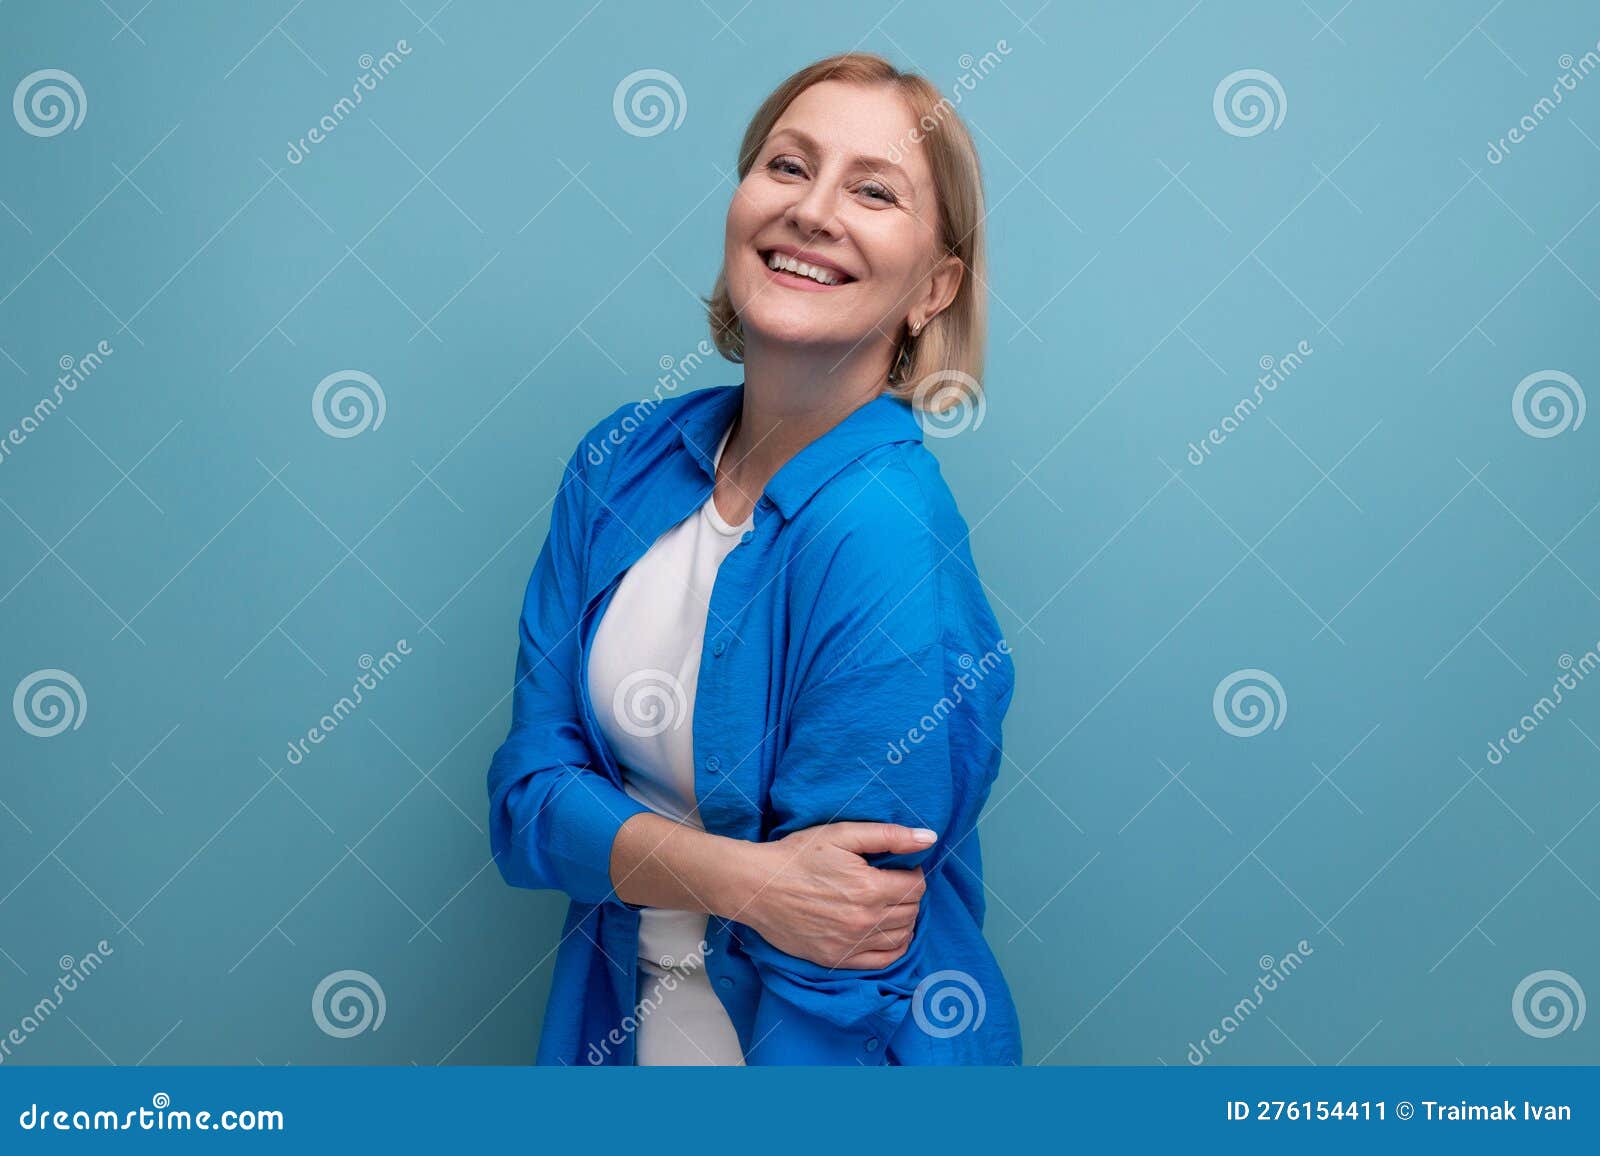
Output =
[{"x1": 919, "y1": 252, "x2": 964, "y2": 329}]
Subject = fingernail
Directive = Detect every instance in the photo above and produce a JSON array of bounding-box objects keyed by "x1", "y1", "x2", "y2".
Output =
[{"x1": 911, "y1": 828, "x2": 938, "y2": 844}]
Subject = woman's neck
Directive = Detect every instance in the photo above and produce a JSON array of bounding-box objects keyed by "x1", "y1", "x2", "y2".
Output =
[{"x1": 717, "y1": 334, "x2": 892, "y2": 506}]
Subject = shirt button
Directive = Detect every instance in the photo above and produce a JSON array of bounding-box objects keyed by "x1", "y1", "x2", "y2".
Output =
[
  {"x1": 740, "y1": 530, "x2": 754, "y2": 544},
  {"x1": 712, "y1": 639, "x2": 726, "y2": 657},
  {"x1": 717, "y1": 976, "x2": 734, "y2": 990},
  {"x1": 704, "y1": 755, "x2": 721, "y2": 773},
  {"x1": 865, "y1": 1038, "x2": 879, "y2": 1052}
]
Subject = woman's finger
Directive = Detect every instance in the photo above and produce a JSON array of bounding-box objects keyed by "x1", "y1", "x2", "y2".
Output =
[{"x1": 834, "y1": 948, "x2": 907, "y2": 970}]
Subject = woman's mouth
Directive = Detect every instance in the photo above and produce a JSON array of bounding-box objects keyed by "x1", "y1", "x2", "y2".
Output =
[{"x1": 758, "y1": 248, "x2": 855, "y2": 290}]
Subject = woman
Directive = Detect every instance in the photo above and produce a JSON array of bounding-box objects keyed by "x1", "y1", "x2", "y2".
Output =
[{"x1": 487, "y1": 51, "x2": 1019, "y2": 1065}]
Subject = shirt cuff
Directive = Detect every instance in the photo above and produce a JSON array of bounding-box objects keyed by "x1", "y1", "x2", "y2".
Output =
[{"x1": 548, "y1": 774, "x2": 654, "y2": 905}]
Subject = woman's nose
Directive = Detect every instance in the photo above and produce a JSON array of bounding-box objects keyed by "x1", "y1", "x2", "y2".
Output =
[{"x1": 784, "y1": 182, "x2": 841, "y2": 241}]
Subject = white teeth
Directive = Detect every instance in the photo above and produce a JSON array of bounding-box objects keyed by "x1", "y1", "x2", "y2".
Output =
[{"x1": 765, "y1": 250, "x2": 844, "y2": 286}]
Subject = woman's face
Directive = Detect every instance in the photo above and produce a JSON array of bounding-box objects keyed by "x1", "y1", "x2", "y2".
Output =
[{"x1": 723, "y1": 79, "x2": 959, "y2": 359}]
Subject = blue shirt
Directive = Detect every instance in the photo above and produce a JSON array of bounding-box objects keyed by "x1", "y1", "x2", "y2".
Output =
[{"x1": 486, "y1": 382, "x2": 1021, "y2": 1065}]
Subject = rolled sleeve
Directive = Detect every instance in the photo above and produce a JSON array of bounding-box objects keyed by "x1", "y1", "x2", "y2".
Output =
[{"x1": 486, "y1": 439, "x2": 652, "y2": 907}]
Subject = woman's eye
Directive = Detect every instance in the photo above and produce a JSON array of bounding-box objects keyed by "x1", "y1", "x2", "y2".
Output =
[
  {"x1": 859, "y1": 182, "x2": 897, "y2": 204},
  {"x1": 768, "y1": 157, "x2": 805, "y2": 177}
]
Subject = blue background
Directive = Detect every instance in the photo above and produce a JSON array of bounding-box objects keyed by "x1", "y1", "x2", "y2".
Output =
[{"x1": 0, "y1": 0, "x2": 1596, "y2": 1066}]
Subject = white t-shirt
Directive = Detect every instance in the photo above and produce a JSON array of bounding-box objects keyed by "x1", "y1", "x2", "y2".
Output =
[{"x1": 586, "y1": 420, "x2": 752, "y2": 1064}]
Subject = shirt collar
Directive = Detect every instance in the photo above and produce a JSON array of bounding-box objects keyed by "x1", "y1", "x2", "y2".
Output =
[{"x1": 679, "y1": 383, "x2": 925, "y2": 521}]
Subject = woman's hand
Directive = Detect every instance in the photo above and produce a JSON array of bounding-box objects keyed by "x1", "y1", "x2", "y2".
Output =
[{"x1": 733, "y1": 822, "x2": 933, "y2": 970}]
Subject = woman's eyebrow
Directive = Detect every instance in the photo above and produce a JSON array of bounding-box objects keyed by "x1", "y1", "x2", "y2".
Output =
[{"x1": 765, "y1": 127, "x2": 913, "y2": 186}]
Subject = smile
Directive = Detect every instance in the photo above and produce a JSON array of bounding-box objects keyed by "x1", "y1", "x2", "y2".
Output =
[{"x1": 759, "y1": 248, "x2": 854, "y2": 289}]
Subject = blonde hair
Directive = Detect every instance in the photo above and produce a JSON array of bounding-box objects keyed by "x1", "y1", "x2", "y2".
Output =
[{"x1": 704, "y1": 52, "x2": 987, "y2": 411}]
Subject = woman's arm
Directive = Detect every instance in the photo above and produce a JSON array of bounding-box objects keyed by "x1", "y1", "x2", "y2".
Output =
[
  {"x1": 736, "y1": 493, "x2": 1012, "y2": 1065},
  {"x1": 488, "y1": 427, "x2": 655, "y2": 905},
  {"x1": 609, "y1": 813, "x2": 934, "y2": 968},
  {"x1": 741, "y1": 642, "x2": 956, "y2": 1064}
]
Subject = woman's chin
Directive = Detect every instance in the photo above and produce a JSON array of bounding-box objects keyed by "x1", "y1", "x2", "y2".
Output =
[{"x1": 739, "y1": 313, "x2": 862, "y2": 350}]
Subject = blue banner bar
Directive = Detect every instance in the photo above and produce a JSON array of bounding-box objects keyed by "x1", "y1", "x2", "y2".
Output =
[{"x1": 2, "y1": 1066, "x2": 1593, "y2": 1152}]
